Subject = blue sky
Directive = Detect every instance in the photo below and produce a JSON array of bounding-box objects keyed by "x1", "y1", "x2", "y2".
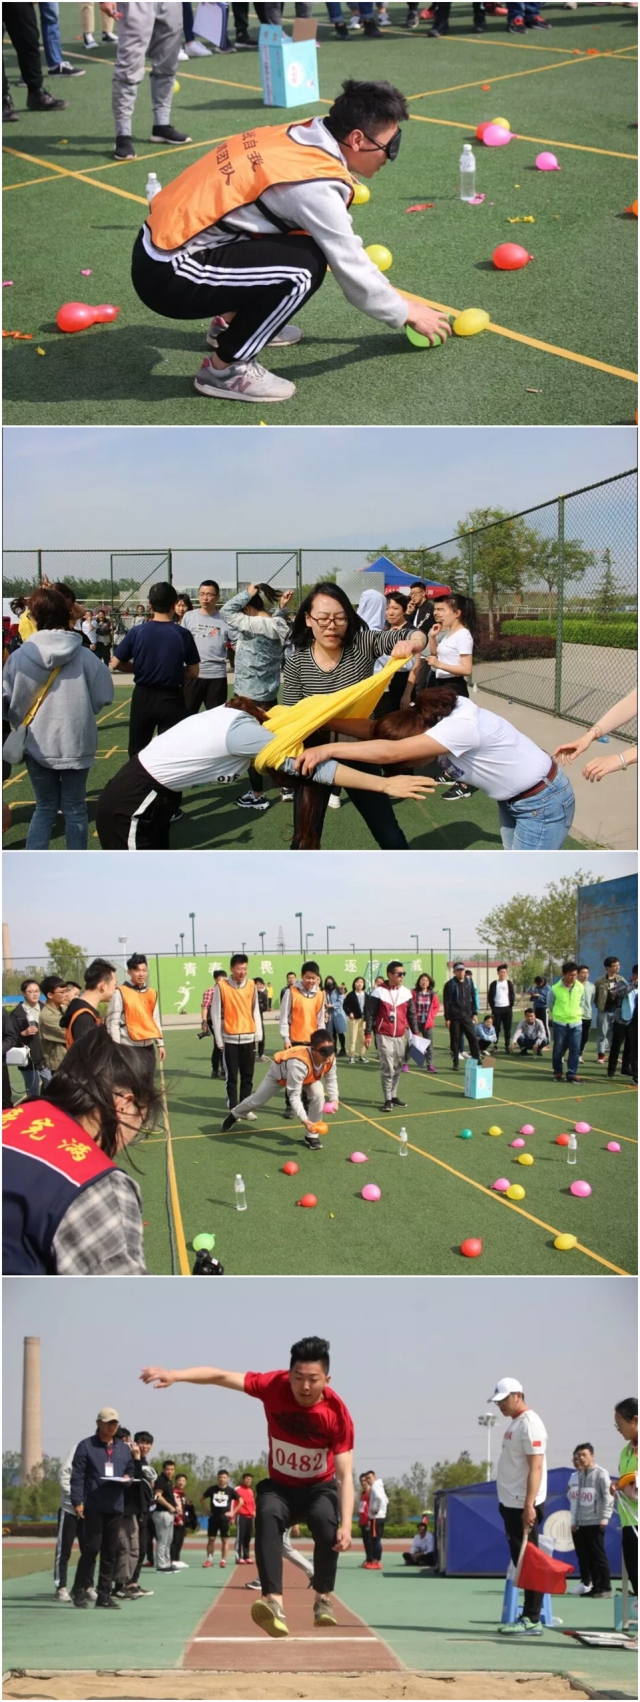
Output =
[
  {"x1": 4, "y1": 852, "x2": 635, "y2": 963},
  {"x1": 3, "y1": 426, "x2": 636, "y2": 552},
  {"x1": 4, "y1": 1277, "x2": 635, "y2": 1475}
]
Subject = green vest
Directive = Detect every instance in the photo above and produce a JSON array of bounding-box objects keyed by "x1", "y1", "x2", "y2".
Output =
[{"x1": 551, "y1": 979, "x2": 584, "y2": 1025}]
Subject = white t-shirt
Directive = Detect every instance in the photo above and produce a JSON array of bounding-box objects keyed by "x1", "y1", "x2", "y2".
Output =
[
  {"x1": 138, "y1": 706, "x2": 339, "y2": 795},
  {"x1": 496, "y1": 1408, "x2": 548, "y2": 1509},
  {"x1": 434, "y1": 627, "x2": 473, "y2": 679},
  {"x1": 494, "y1": 980, "x2": 510, "y2": 1008},
  {"x1": 427, "y1": 699, "x2": 550, "y2": 802},
  {"x1": 411, "y1": 1529, "x2": 434, "y2": 1556},
  {"x1": 181, "y1": 609, "x2": 230, "y2": 679},
  {"x1": 367, "y1": 1478, "x2": 389, "y2": 1519}
]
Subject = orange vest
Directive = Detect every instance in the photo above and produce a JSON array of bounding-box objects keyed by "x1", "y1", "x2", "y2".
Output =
[
  {"x1": 119, "y1": 984, "x2": 162, "y2": 1042},
  {"x1": 65, "y1": 1006, "x2": 101, "y2": 1050},
  {"x1": 274, "y1": 1046, "x2": 333, "y2": 1089},
  {"x1": 146, "y1": 120, "x2": 354, "y2": 253},
  {"x1": 219, "y1": 978, "x2": 257, "y2": 1036},
  {"x1": 289, "y1": 985, "x2": 325, "y2": 1044}
]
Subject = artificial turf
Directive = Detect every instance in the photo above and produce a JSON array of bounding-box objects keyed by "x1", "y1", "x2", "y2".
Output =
[
  {"x1": 2, "y1": 3, "x2": 637, "y2": 425},
  {"x1": 126, "y1": 1019, "x2": 637, "y2": 1278},
  {"x1": 1, "y1": 680, "x2": 589, "y2": 851}
]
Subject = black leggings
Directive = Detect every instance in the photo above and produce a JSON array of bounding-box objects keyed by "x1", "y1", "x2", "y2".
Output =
[
  {"x1": 95, "y1": 755, "x2": 177, "y2": 850},
  {"x1": 236, "y1": 1513, "x2": 254, "y2": 1560},
  {"x1": 292, "y1": 761, "x2": 408, "y2": 851},
  {"x1": 493, "y1": 1008, "x2": 513, "y2": 1051},
  {"x1": 170, "y1": 1524, "x2": 186, "y2": 1563},
  {"x1": 3, "y1": 4, "x2": 44, "y2": 96},
  {"x1": 128, "y1": 684, "x2": 186, "y2": 759},
  {"x1": 369, "y1": 1517, "x2": 385, "y2": 1563},
  {"x1": 499, "y1": 1502, "x2": 545, "y2": 1624},
  {"x1": 622, "y1": 1525, "x2": 638, "y2": 1597},
  {"x1": 132, "y1": 229, "x2": 327, "y2": 365},
  {"x1": 224, "y1": 1040, "x2": 255, "y2": 1110},
  {"x1": 255, "y1": 1476, "x2": 339, "y2": 1597}
]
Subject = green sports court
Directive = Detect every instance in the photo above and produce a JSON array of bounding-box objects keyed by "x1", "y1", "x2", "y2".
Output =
[{"x1": 2, "y1": 3, "x2": 637, "y2": 426}]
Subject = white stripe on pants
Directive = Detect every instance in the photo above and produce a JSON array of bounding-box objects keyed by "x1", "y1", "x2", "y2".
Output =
[
  {"x1": 173, "y1": 252, "x2": 313, "y2": 363},
  {"x1": 375, "y1": 1033, "x2": 406, "y2": 1104},
  {"x1": 153, "y1": 1509, "x2": 174, "y2": 1569},
  {"x1": 232, "y1": 1060, "x2": 324, "y2": 1125},
  {"x1": 112, "y1": 1, "x2": 182, "y2": 131}
]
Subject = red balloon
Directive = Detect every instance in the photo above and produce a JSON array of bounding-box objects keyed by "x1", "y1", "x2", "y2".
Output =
[
  {"x1": 96, "y1": 303, "x2": 119, "y2": 322},
  {"x1": 492, "y1": 243, "x2": 532, "y2": 271},
  {"x1": 56, "y1": 301, "x2": 120, "y2": 333},
  {"x1": 476, "y1": 122, "x2": 490, "y2": 141},
  {"x1": 297, "y1": 1193, "x2": 317, "y2": 1208},
  {"x1": 460, "y1": 1237, "x2": 483, "y2": 1259},
  {"x1": 556, "y1": 1133, "x2": 571, "y2": 1146},
  {"x1": 282, "y1": 1161, "x2": 299, "y2": 1176}
]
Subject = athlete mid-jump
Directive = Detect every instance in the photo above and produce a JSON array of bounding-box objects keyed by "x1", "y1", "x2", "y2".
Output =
[{"x1": 140, "y1": 1335, "x2": 354, "y2": 1638}]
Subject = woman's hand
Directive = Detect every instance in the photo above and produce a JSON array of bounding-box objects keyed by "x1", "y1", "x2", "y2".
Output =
[
  {"x1": 279, "y1": 590, "x2": 294, "y2": 608},
  {"x1": 246, "y1": 583, "x2": 259, "y2": 598},
  {"x1": 382, "y1": 775, "x2": 438, "y2": 799},
  {"x1": 582, "y1": 752, "x2": 629, "y2": 783},
  {"x1": 553, "y1": 732, "x2": 593, "y2": 764},
  {"x1": 405, "y1": 306, "x2": 453, "y2": 346},
  {"x1": 140, "y1": 1366, "x2": 175, "y2": 1389},
  {"x1": 294, "y1": 746, "x2": 332, "y2": 774}
]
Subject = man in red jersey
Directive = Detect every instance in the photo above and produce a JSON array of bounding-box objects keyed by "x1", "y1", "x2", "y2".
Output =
[{"x1": 140, "y1": 1334, "x2": 354, "y2": 1639}]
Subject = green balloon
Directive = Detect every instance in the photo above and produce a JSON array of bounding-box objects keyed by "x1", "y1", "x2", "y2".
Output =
[
  {"x1": 406, "y1": 316, "x2": 454, "y2": 350},
  {"x1": 460, "y1": 1129, "x2": 473, "y2": 1140},
  {"x1": 193, "y1": 1232, "x2": 216, "y2": 1252}
]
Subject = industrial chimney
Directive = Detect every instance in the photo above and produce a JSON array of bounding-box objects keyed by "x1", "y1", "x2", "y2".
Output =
[{"x1": 21, "y1": 1337, "x2": 43, "y2": 1483}]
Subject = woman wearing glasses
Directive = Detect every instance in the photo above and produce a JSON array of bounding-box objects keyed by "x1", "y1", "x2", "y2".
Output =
[{"x1": 283, "y1": 582, "x2": 427, "y2": 849}]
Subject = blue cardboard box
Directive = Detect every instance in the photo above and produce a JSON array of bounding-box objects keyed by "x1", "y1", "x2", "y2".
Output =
[
  {"x1": 464, "y1": 1060, "x2": 494, "y2": 1100},
  {"x1": 259, "y1": 21, "x2": 319, "y2": 110}
]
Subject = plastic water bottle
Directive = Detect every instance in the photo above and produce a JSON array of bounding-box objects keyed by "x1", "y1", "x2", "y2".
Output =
[
  {"x1": 234, "y1": 1174, "x2": 247, "y2": 1211},
  {"x1": 399, "y1": 1126, "x2": 408, "y2": 1158},
  {"x1": 567, "y1": 1133, "x2": 577, "y2": 1165},
  {"x1": 146, "y1": 172, "x2": 161, "y2": 204},
  {"x1": 459, "y1": 144, "x2": 476, "y2": 203}
]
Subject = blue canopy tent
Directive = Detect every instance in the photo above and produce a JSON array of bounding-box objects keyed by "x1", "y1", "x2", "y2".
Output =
[
  {"x1": 360, "y1": 554, "x2": 451, "y2": 595},
  {"x1": 434, "y1": 1468, "x2": 622, "y2": 1577}
]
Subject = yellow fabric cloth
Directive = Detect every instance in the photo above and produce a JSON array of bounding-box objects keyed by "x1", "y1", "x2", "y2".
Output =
[
  {"x1": 18, "y1": 611, "x2": 37, "y2": 642},
  {"x1": 253, "y1": 653, "x2": 409, "y2": 774}
]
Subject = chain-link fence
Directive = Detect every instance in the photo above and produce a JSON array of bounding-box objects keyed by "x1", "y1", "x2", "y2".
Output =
[{"x1": 4, "y1": 470, "x2": 635, "y2": 733}]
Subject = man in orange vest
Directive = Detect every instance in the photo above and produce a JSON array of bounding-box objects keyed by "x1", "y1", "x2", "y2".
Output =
[
  {"x1": 131, "y1": 79, "x2": 452, "y2": 406},
  {"x1": 212, "y1": 953, "x2": 263, "y2": 1113},
  {"x1": 106, "y1": 954, "x2": 166, "y2": 1062},
  {"x1": 279, "y1": 960, "x2": 327, "y2": 1121},
  {"x1": 221, "y1": 1030, "x2": 338, "y2": 1151},
  {"x1": 60, "y1": 960, "x2": 118, "y2": 1050}
]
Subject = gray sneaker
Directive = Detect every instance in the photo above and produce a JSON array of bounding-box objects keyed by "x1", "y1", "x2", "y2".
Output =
[
  {"x1": 194, "y1": 356, "x2": 296, "y2": 404},
  {"x1": 207, "y1": 315, "x2": 302, "y2": 350}
]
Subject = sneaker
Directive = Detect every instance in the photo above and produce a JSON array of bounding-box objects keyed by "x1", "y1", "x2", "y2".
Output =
[
  {"x1": 114, "y1": 135, "x2": 136, "y2": 160},
  {"x1": 507, "y1": 17, "x2": 525, "y2": 29},
  {"x1": 499, "y1": 1617, "x2": 543, "y2": 1637},
  {"x1": 377, "y1": 9, "x2": 392, "y2": 23},
  {"x1": 235, "y1": 30, "x2": 257, "y2": 45},
  {"x1": 101, "y1": 30, "x2": 118, "y2": 42},
  {"x1": 554, "y1": 1073, "x2": 565, "y2": 1082},
  {"x1": 527, "y1": 15, "x2": 552, "y2": 26},
  {"x1": 597, "y1": 1055, "x2": 606, "y2": 1064},
  {"x1": 405, "y1": 10, "x2": 419, "y2": 25},
  {"x1": 392, "y1": 1097, "x2": 407, "y2": 1108},
  {"x1": 567, "y1": 1075, "x2": 584, "y2": 1083},
  {"x1": 570, "y1": 1582, "x2": 593, "y2": 1595},
  {"x1": 27, "y1": 88, "x2": 68, "y2": 111},
  {"x1": 178, "y1": 45, "x2": 189, "y2": 59},
  {"x1": 221, "y1": 1113, "x2": 237, "y2": 1132},
  {"x1": 86, "y1": 1587, "x2": 98, "y2": 1601},
  {"x1": 381, "y1": 1103, "x2": 394, "y2": 1114},
  {"x1": 113, "y1": 1586, "x2": 128, "y2": 1599},
  {"x1": 185, "y1": 38, "x2": 212, "y2": 55},
  {"x1": 280, "y1": 788, "x2": 294, "y2": 802},
  {"x1": 334, "y1": 21, "x2": 350, "y2": 35},
  {"x1": 245, "y1": 1111, "x2": 257, "y2": 1120},
  {"x1": 591, "y1": 1591, "x2": 613, "y2": 1599},
  {"x1": 72, "y1": 1593, "x2": 89, "y2": 1608},
  {"x1": 443, "y1": 784, "x2": 470, "y2": 801},
  {"x1": 194, "y1": 356, "x2": 296, "y2": 404},
  {"x1": 96, "y1": 1597, "x2": 120, "y2": 1609},
  {"x1": 427, "y1": 1064, "x2": 437, "y2": 1074},
  {"x1": 132, "y1": 1584, "x2": 154, "y2": 1593},
  {"x1": 220, "y1": 1560, "x2": 226, "y2": 1568},
  {"x1": 84, "y1": 32, "x2": 98, "y2": 46},
  {"x1": 237, "y1": 791, "x2": 270, "y2": 811},
  {"x1": 207, "y1": 316, "x2": 302, "y2": 350},
  {"x1": 150, "y1": 124, "x2": 192, "y2": 145},
  {"x1": 283, "y1": 1106, "x2": 294, "y2": 1120},
  {"x1": 401, "y1": 1064, "x2": 410, "y2": 1073},
  {"x1": 328, "y1": 794, "x2": 341, "y2": 809},
  {"x1": 251, "y1": 1596, "x2": 289, "y2": 1637},
  {"x1": 363, "y1": 1561, "x2": 380, "y2": 1569},
  {"x1": 304, "y1": 1131, "x2": 323, "y2": 1151},
  {"x1": 214, "y1": 41, "x2": 237, "y2": 52},
  {"x1": 363, "y1": 20, "x2": 384, "y2": 34},
  {"x1": 125, "y1": 1585, "x2": 149, "y2": 1599},
  {"x1": 56, "y1": 1587, "x2": 72, "y2": 1602},
  {"x1": 314, "y1": 1595, "x2": 337, "y2": 1626},
  {"x1": 3, "y1": 99, "x2": 19, "y2": 121},
  {"x1": 349, "y1": 1057, "x2": 356, "y2": 1066},
  {"x1": 347, "y1": 14, "x2": 362, "y2": 27},
  {"x1": 49, "y1": 61, "x2": 86, "y2": 76},
  {"x1": 245, "y1": 1579, "x2": 261, "y2": 1590}
]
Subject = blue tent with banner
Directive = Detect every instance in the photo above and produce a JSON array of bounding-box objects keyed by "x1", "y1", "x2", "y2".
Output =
[
  {"x1": 360, "y1": 554, "x2": 451, "y2": 594},
  {"x1": 434, "y1": 1468, "x2": 622, "y2": 1577}
]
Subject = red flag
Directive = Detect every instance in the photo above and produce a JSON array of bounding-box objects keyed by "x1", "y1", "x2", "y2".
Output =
[{"x1": 518, "y1": 1543, "x2": 573, "y2": 1596}]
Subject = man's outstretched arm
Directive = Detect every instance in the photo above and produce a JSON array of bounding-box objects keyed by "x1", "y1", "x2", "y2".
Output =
[{"x1": 140, "y1": 1365, "x2": 246, "y2": 1393}]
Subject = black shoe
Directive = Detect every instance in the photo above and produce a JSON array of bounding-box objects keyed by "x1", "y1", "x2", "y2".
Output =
[
  {"x1": 3, "y1": 99, "x2": 18, "y2": 121},
  {"x1": 391, "y1": 1097, "x2": 407, "y2": 1108},
  {"x1": 591, "y1": 1591, "x2": 613, "y2": 1599},
  {"x1": 49, "y1": 61, "x2": 86, "y2": 76},
  {"x1": 334, "y1": 21, "x2": 350, "y2": 35},
  {"x1": 96, "y1": 1597, "x2": 120, "y2": 1609},
  {"x1": 235, "y1": 29, "x2": 257, "y2": 44},
  {"x1": 363, "y1": 21, "x2": 384, "y2": 35},
  {"x1": 473, "y1": 23, "x2": 486, "y2": 31},
  {"x1": 527, "y1": 16, "x2": 552, "y2": 27},
  {"x1": 554, "y1": 1073, "x2": 564, "y2": 1082},
  {"x1": 507, "y1": 20, "x2": 525, "y2": 32},
  {"x1": 427, "y1": 27, "x2": 444, "y2": 35},
  {"x1": 443, "y1": 783, "x2": 470, "y2": 802},
  {"x1": 27, "y1": 87, "x2": 68, "y2": 111},
  {"x1": 113, "y1": 1587, "x2": 128, "y2": 1599},
  {"x1": 381, "y1": 1102, "x2": 394, "y2": 1113},
  {"x1": 114, "y1": 134, "x2": 136, "y2": 160},
  {"x1": 211, "y1": 1070, "x2": 222, "y2": 1080},
  {"x1": 72, "y1": 1593, "x2": 89, "y2": 1608},
  {"x1": 452, "y1": 1063, "x2": 459, "y2": 1071},
  {"x1": 304, "y1": 1131, "x2": 323, "y2": 1151},
  {"x1": 150, "y1": 124, "x2": 193, "y2": 145},
  {"x1": 283, "y1": 1107, "x2": 294, "y2": 1120},
  {"x1": 221, "y1": 1113, "x2": 236, "y2": 1132}
]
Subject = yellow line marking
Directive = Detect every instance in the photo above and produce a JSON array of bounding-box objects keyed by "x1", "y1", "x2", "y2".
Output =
[
  {"x1": 3, "y1": 131, "x2": 231, "y2": 189},
  {"x1": 2, "y1": 145, "x2": 147, "y2": 204},
  {"x1": 490, "y1": 1089, "x2": 638, "y2": 1145},
  {"x1": 341, "y1": 1098, "x2": 629, "y2": 1276},
  {"x1": 406, "y1": 47, "x2": 633, "y2": 102},
  {"x1": 408, "y1": 111, "x2": 637, "y2": 160},
  {"x1": 2, "y1": 770, "x2": 27, "y2": 789},
  {"x1": 159, "y1": 1058, "x2": 189, "y2": 1276},
  {"x1": 398, "y1": 287, "x2": 638, "y2": 383},
  {"x1": 3, "y1": 172, "x2": 70, "y2": 191}
]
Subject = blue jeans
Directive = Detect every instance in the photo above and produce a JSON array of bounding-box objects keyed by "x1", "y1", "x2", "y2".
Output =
[
  {"x1": 507, "y1": 4, "x2": 544, "y2": 19},
  {"x1": 517, "y1": 1035, "x2": 547, "y2": 1055},
  {"x1": 39, "y1": 3, "x2": 63, "y2": 68},
  {"x1": 17, "y1": 1066, "x2": 52, "y2": 1098},
  {"x1": 552, "y1": 1024, "x2": 581, "y2": 1080},
  {"x1": 498, "y1": 769, "x2": 574, "y2": 851},
  {"x1": 24, "y1": 758, "x2": 89, "y2": 850}
]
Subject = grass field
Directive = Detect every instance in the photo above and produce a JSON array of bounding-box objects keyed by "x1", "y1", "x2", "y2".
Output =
[
  {"x1": 1, "y1": 679, "x2": 589, "y2": 850},
  {"x1": 2, "y1": 3, "x2": 637, "y2": 426},
  {"x1": 91, "y1": 1019, "x2": 639, "y2": 1278}
]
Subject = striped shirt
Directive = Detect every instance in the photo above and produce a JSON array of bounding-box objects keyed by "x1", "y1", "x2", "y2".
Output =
[{"x1": 282, "y1": 627, "x2": 414, "y2": 706}]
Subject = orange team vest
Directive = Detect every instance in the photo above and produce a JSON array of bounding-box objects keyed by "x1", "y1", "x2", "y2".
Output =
[
  {"x1": 146, "y1": 120, "x2": 355, "y2": 253},
  {"x1": 65, "y1": 1006, "x2": 101, "y2": 1050},
  {"x1": 274, "y1": 1046, "x2": 334, "y2": 1089},
  {"x1": 219, "y1": 979, "x2": 257, "y2": 1036},
  {"x1": 119, "y1": 985, "x2": 162, "y2": 1043},
  {"x1": 289, "y1": 986, "x2": 325, "y2": 1044}
]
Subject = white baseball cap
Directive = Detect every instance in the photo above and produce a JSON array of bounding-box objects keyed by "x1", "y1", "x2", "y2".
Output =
[{"x1": 488, "y1": 1378, "x2": 523, "y2": 1403}]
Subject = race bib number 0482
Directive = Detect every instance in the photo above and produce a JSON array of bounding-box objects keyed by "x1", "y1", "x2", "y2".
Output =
[{"x1": 271, "y1": 1437, "x2": 328, "y2": 1479}]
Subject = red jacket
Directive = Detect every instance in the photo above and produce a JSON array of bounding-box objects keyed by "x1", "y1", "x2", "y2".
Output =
[{"x1": 365, "y1": 984, "x2": 418, "y2": 1040}]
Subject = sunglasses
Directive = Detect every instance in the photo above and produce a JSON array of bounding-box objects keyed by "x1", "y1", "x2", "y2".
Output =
[{"x1": 361, "y1": 127, "x2": 402, "y2": 162}]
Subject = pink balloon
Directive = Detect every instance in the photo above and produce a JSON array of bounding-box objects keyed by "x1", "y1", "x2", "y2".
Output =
[
  {"x1": 510, "y1": 1138, "x2": 525, "y2": 1148},
  {"x1": 492, "y1": 1178, "x2": 510, "y2": 1192},
  {"x1": 575, "y1": 1122, "x2": 591, "y2": 1134},
  {"x1": 323, "y1": 1102, "x2": 337, "y2": 1114},
  {"x1": 536, "y1": 151, "x2": 560, "y2": 171},
  {"x1": 482, "y1": 124, "x2": 513, "y2": 147},
  {"x1": 520, "y1": 1124, "x2": 535, "y2": 1136},
  {"x1": 570, "y1": 1180, "x2": 592, "y2": 1198},
  {"x1": 361, "y1": 1183, "x2": 381, "y2": 1202},
  {"x1": 607, "y1": 1141, "x2": 621, "y2": 1153},
  {"x1": 350, "y1": 1151, "x2": 368, "y2": 1164}
]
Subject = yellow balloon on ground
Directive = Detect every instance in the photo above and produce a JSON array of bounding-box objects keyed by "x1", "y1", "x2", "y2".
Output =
[
  {"x1": 365, "y1": 243, "x2": 393, "y2": 272},
  {"x1": 507, "y1": 1184, "x2": 525, "y2": 1200},
  {"x1": 352, "y1": 181, "x2": 371, "y2": 205},
  {"x1": 554, "y1": 1233, "x2": 577, "y2": 1251},
  {"x1": 453, "y1": 309, "x2": 490, "y2": 338},
  {"x1": 173, "y1": 78, "x2": 180, "y2": 91},
  {"x1": 488, "y1": 1125, "x2": 502, "y2": 1137},
  {"x1": 492, "y1": 116, "x2": 510, "y2": 129},
  {"x1": 518, "y1": 1153, "x2": 534, "y2": 1166}
]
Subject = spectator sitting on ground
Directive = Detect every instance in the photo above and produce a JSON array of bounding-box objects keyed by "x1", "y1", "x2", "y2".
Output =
[
  {"x1": 476, "y1": 1013, "x2": 497, "y2": 1055},
  {"x1": 402, "y1": 1519, "x2": 435, "y2": 1567},
  {"x1": 510, "y1": 1009, "x2": 549, "y2": 1057}
]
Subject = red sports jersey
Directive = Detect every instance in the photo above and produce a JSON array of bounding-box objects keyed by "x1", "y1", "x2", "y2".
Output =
[
  {"x1": 235, "y1": 1483, "x2": 256, "y2": 1518},
  {"x1": 244, "y1": 1369, "x2": 354, "y2": 1487}
]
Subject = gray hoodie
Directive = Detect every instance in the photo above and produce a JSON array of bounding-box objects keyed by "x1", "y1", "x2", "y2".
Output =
[
  {"x1": 3, "y1": 630, "x2": 114, "y2": 770},
  {"x1": 567, "y1": 1463, "x2": 614, "y2": 1528}
]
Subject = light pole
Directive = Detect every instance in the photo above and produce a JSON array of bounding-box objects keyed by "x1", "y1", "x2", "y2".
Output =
[
  {"x1": 351, "y1": 942, "x2": 356, "y2": 956},
  {"x1": 412, "y1": 934, "x2": 419, "y2": 956},
  {"x1": 179, "y1": 933, "x2": 185, "y2": 956},
  {"x1": 442, "y1": 927, "x2": 452, "y2": 971},
  {"x1": 305, "y1": 932, "x2": 314, "y2": 958},
  {"x1": 259, "y1": 932, "x2": 266, "y2": 957},
  {"x1": 326, "y1": 924, "x2": 335, "y2": 957},
  {"x1": 175, "y1": 944, "x2": 179, "y2": 956},
  {"x1": 478, "y1": 1413, "x2": 498, "y2": 1482},
  {"x1": 118, "y1": 936, "x2": 128, "y2": 972},
  {"x1": 189, "y1": 912, "x2": 196, "y2": 955},
  {"x1": 295, "y1": 912, "x2": 303, "y2": 953}
]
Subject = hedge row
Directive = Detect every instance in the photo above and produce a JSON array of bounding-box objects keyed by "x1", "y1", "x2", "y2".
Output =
[
  {"x1": 476, "y1": 636, "x2": 556, "y2": 663},
  {"x1": 501, "y1": 620, "x2": 637, "y2": 650}
]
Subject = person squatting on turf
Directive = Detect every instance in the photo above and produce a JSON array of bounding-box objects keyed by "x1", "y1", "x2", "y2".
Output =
[
  {"x1": 211, "y1": 952, "x2": 262, "y2": 1114},
  {"x1": 202, "y1": 1469, "x2": 241, "y2": 1567},
  {"x1": 106, "y1": 953, "x2": 166, "y2": 1062},
  {"x1": 567, "y1": 1443, "x2": 614, "y2": 1599},
  {"x1": 442, "y1": 961, "x2": 480, "y2": 1072},
  {"x1": 222, "y1": 1031, "x2": 338, "y2": 1152},
  {"x1": 131, "y1": 78, "x2": 452, "y2": 404},
  {"x1": 402, "y1": 1518, "x2": 435, "y2": 1568},
  {"x1": 364, "y1": 961, "x2": 418, "y2": 1112},
  {"x1": 140, "y1": 1336, "x2": 355, "y2": 1639},
  {"x1": 490, "y1": 1377, "x2": 549, "y2": 1638},
  {"x1": 510, "y1": 1010, "x2": 549, "y2": 1058}
]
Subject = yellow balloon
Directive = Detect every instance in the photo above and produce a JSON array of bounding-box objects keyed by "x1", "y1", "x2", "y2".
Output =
[
  {"x1": 492, "y1": 116, "x2": 510, "y2": 130},
  {"x1": 488, "y1": 1125, "x2": 503, "y2": 1137},
  {"x1": 554, "y1": 1234, "x2": 577, "y2": 1252},
  {"x1": 173, "y1": 78, "x2": 180, "y2": 92},
  {"x1": 352, "y1": 181, "x2": 371, "y2": 206},
  {"x1": 365, "y1": 244, "x2": 393, "y2": 272},
  {"x1": 518, "y1": 1153, "x2": 534, "y2": 1166},
  {"x1": 453, "y1": 309, "x2": 490, "y2": 338},
  {"x1": 507, "y1": 1184, "x2": 525, "y2": 1200}
]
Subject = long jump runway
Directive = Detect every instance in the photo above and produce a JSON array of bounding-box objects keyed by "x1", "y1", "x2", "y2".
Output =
[{"x1": 183, "y1": 1567, "x2": 401, "y2": 1674}]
